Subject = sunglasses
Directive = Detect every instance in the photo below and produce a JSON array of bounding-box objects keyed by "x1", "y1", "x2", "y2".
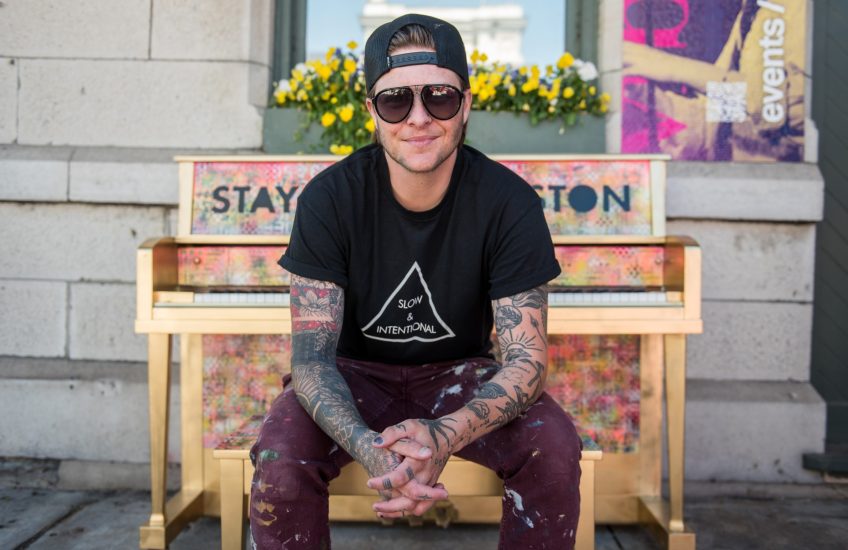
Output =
[{"x1": 371, "y1": 84, "x2": 464, "y2": 124}]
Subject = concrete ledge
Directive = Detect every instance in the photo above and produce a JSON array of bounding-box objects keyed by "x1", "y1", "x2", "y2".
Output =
[
  {"x1": 667, "y1": 162, "x2": 824, "y2": 222},
  {"x1": 0, "y1": 357, "x2": 180, "y2": 463},
  {"x1": 0, "y1": 145, "x2": 72, "y2": 202},
  {"x1": 687, "y1": 379, "x2": 826, "y2": 483},
  {"x1": 689, "y1": 301, "x2": 813, "y2": 381},
  {"x1": 0, "y1": 202, "x2": 167, "y2": 282},
  {"x1": 0, "y1": 280, "x2": 66, "y2": 357},
  {"x1": 667, "y1": 219, "x2": 816, "y2": 302},
  {"x1": 69, "y1": 148, "x2": 179, "y2": 205}
]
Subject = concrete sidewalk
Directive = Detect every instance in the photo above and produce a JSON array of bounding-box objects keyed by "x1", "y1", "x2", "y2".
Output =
[{"x1": 2, "y1": 464, "x2": 847, "y2": 549}]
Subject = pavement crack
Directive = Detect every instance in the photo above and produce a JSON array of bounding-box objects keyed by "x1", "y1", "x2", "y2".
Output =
[{"x1": 14, "y1": 494, "x2": 103, "y2": 549}]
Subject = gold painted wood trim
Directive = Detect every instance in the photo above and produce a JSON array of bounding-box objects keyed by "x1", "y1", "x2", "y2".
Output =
[
  {"x1": 173, "y1": 235, "x2": 290, "y2": 245},
  {"x1": 178, "y1": 162, "x2": 194, "y2": 237},
  {"x1": 639, "y1": 335, "x2": 663, "y2": 498},
  {"x1": 136, "y1": 319, "x2": 292, "y2": 334},
  {"x1": 548, "y1": 319, "x2": 702, "y2": 334},
  {"x1": 551, "y1": 235, "x2": 667, "y2": 245},
  {"x1": 650, "y1": 159, "x2": 667, "y2": 237},
  {"x1": 664, "y1": 334, "x2": 687, "y2": 533},
  {"x1": 173, "y1": 154, "x2": 340, "y2": 162},
  {"x1": 180, "y1": 335, "x2": 204, "y2": 494}
]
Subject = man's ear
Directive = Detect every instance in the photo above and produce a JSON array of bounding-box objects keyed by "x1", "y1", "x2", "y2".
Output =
[{"x1": 462, "y1": 89, "x2": 473, "y2": 124}]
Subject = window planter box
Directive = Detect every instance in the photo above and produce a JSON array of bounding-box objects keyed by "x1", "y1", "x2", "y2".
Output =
[{"x1": 262, "y1": 108, "x2": 606, "y2": 155}]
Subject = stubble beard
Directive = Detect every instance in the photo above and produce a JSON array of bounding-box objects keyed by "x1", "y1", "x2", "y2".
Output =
[{"x1": 375, "y1": 125, "x2": 462, "y2": 175}]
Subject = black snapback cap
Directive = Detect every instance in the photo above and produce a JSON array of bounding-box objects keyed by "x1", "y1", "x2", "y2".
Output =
[{"x1": 364, "y1": 13, "x2": 469, "y2": 93}]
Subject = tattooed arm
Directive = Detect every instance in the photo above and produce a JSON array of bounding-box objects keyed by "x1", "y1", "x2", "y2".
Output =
[
  {"x1": 289, "y1": 274, "x2": 447, "y2": 504},
  {"x1": 370, "y1": 286, "x2": 548, "y2": 517}
]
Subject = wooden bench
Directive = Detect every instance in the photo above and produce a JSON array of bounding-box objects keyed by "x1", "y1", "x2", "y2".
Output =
[{"x1": 214, "y1": 416, "x2": 602, "y2": 550}]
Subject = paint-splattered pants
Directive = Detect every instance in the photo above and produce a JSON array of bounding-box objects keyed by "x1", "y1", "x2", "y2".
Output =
[{"x1": 249, "y1": 357, "x2": 582, "y2": 549}]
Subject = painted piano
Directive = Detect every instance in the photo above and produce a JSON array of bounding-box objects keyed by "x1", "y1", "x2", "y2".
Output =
[{"x1": 136, "y1": 153, "x2": 701, "y2": 549}]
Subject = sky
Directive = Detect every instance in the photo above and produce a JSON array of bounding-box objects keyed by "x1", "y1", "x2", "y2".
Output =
[{"x1": 306, "y1": 0, "x2": 567, "y2": 67}]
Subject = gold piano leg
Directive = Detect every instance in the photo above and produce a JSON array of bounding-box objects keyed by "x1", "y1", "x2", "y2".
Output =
[
  {"x1": 140, "y1": 332, "x2": 172, "y2": 548},
  {"x1": 664, "y1": 334, "x2": 691, "y2": 536}
]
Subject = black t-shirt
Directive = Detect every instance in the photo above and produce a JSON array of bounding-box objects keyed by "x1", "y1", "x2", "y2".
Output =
[{"x1": 279, "y1": 144, "x2": 560, "y2": 364}]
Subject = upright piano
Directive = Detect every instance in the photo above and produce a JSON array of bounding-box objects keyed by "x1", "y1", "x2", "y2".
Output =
[{"x1": 136, "y1": 154, "x2": 701, "y2": 549}]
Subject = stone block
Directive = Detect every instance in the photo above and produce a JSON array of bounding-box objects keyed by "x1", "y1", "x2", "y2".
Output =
[
  {"x1": 18, "y1": 60, "x2": 263, "y2": 148},
  {"x1": 0, "y1": 280, "x2": 66, "y2": 357},
  {"x1": 667, "y1": 220, "x2": 816, "y2": 302},
  {"x1": 249, "y1": 0, "x2": 275, "y2": 67},
  {"x1": 69, "y1": 282, "x2": 146, "y2": 362},
  {"x1": 667, "y1": 162, "x2": 824, "y2": 222},
  {"x1": 0, "y1": 489, "x2": 92, "y2": 549},
  {"x1": 598, "y1": 0, "x2": 624, "y2": 72},
  {"x1": 0, "y1": 145, "x2": 72, "y2": 202},
  {"x1": 686, "y1": 379, "x2": 826, "y2": 483},
  {"x1": 0, "y1": 360, "x2": 180, "y2": 463},
  {"x1": 0, "y1": 0, "x2": 149, "y2": 59},
  {"x1": 69, "y1": 147, "x2": 179, "y2": 205},
  {"x1": 0, "y1": 202, "x2": 166, "y2": 283},
  {"x1": 689, "y1": 301, "x2": 813, "y2": 381},
  {"x1": 0, "y1": 58, "x2": 16, "y2": 143},
  {"x1": 152, "y1": 0, "x2": 269, "y2": 62}
]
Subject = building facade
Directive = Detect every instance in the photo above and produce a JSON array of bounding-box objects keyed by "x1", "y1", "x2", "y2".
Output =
[{"x1": 0, "y1": 0, "x2": 830, "y2": 488}]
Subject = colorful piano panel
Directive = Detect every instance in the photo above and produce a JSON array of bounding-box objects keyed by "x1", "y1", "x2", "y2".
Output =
[
  {"x1": 500, "y1": 159, "x2": 654, "y2": 235},
  {"x1": 552, "y1": 245, "x2": 665, "y2": 288},
  {"x1": 178, "y1": 246, "x2": 290, "y2": 287},
  {"x1": 192, "y1": 161, "x2": 332, "y2": 235},
  {"x1": 546, "y1": 335, "x2": 640, "y2": 453},
  {"x1": 202, "y1": 335, "x2": 291, "y2": 448}
]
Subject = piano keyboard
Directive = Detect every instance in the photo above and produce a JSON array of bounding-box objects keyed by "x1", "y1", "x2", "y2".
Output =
[
  {"x1": 192, "y1": 292, "x2": 290, "y2": 306},
  {"x1": 548, "y1": 291, "x2": 671, "y2": 306}
]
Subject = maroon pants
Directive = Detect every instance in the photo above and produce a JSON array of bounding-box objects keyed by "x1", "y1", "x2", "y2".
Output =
[{"x1": 249, "y1": 357, "x2": 582, "y2": 549}]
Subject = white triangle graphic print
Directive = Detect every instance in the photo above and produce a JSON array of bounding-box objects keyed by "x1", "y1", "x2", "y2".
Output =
[{"x1": 361, "y1": 262, "x2": 455, "y2": 343}]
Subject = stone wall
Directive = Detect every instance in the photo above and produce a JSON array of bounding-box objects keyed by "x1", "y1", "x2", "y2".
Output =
[
  {"x1": 0, "y1": 0, "x2": 274, "y2": 466},
  {"x1": 0, "y1": 0, "x2": 828, "y2": 485}
]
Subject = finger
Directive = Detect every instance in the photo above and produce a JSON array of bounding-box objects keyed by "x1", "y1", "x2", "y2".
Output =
[
  {"x1": 412, "y1": 499, "x2": 436, "y2": 517},
  {"x1": 367, "y1": 460, "x2": 418, "y2": 492},
  {"x1": 398, "y1": 479, "x2": 449, "y2": 501},
  {"x1": 387, "y1": 438, "x2": 432, "y2": 459},
  {"x1": 372, "y1": 423, "x2": 409, "y2": 448},
  {"x1": 373, "y1": 495, "x2": 417, "y2": 514}
]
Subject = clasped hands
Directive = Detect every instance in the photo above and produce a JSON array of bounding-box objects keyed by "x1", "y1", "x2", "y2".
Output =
[{"x1": 365, "y1": 419, "x2": 452, "y2": 519}]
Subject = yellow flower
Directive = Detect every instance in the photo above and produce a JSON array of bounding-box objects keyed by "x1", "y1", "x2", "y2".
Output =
[
  {"x1": 578, "y1": 99, "x2": 586, "y2": 109},
  {"x1": 589, "y1": 85, "x2": 597, "y2": 95},
  {"x1": 600, "y1": 104, "x2": 608, "y2": 113},
  {"x1": 321, "y1": 112, "x2": 336, "y2": 127},
  {"x1": 518, "y1": 66, "x2": 527, "y2": 76},
  {"x1": 508, "y1": 84, "x2": 516, "y2": 97},
  {"x1": 601, "y1": 92, "x2": 611, "y2": 102},
  {"x1": 522, "y1": 103, "x2": 530, "y2": 112},
  {"x1": 331, "y1": 97, "x2": 338, "y2": 104},
  {"x1": 344, "y1": 58, "x2": 356, "y2": 74},
  {"x1": 563, "y1": 87, "x2": 575, "y2": 99},
  {"x1": 354, "y1": 82, "x2": 362, "y2": 92},
  {"x1": 365, "y1": 118, "x2": 375, "y2": 133},
  {"x1": 546, "y1": 65, "x2": 553, "y2": 76},
  {"x1": 330, "y1": 144, "x2": 353, "y2": 155},
  {"x1": 470, "y1": 79, "x2": 481, "y2": 95},
  {"x1": 470, "y1": 49, "x2": 480, "y2": 64},
  {"x1": 296, "y1": 89, "x2": 308, "y2": 101},
  {"x1": 347, "y1": 41, "x2": 358, "y2": 50},
  {"x1": 330, "y1": 58, "x2": 340, "y2": 71},
  {"x1": 480, "y1": 52, "x2": 488, "y2": 62},
  {"x1": 548, "y1": 106, "x2": 555, "y2": 113},
  {"x1": 325, "y1": 47, "x2": 336, "y2": 62},
  {"x1": 557, "y1": 52, "x2": 575, "y2": 69},
  {"x1": 489, "y1": 72, "x2": 502, "y2": 87},
  {"x1": 274, "y1": 91, "x2": 287, "y2": 105},
  {"x1": 338, "y1": 105, "x2": 354, "y2": 122},
  {"x1": 321, "y1": 91, "x2": 331, "y2": 101},
  {"x1": 530, "y1": 65, "x2": 540, "y2": 79},
  {"x1": 291, "y1": 69, "x2": 304, "y2": 82},
  {"x1": 538, "y1": 84, "x2": 549, "y2": 98},
  {"x1": 316, "y1": 64, "x2": 331, "y2": 81},
  {"x1": 479, "y1": 87, "x2": 491, "y2": 102}
]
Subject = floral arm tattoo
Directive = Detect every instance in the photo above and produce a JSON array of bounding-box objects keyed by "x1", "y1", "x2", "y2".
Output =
[
  {"x1": 290, "y1": 274, "x2": 400, "y2": 478},
  {"x1": 439, "y1": 286, "x2": 549, "y2": 453}
]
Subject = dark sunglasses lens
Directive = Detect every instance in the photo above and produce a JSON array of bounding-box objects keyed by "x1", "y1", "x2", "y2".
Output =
[
  {"x1": 375, "y1": 88, "x2": 414, "y2": 123},
  {"x1": 422, "y1": 85, "x2": 462, "y2": 120}
]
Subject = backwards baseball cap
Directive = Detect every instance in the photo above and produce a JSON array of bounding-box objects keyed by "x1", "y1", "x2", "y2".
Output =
[{"x1": 364, "y1": 13, "x2": 469, "y2": 92}]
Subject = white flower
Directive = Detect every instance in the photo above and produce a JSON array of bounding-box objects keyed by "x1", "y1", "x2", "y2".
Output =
[
  {"x1": 576, "y1": 60, "x2": 598, "y2": 81},
  {"x1": 294, "y1": 62, "x2": 309, "y2": 74},
  {"x1": 275, "y1": 79, "x2": 292, "y2": 94}
]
